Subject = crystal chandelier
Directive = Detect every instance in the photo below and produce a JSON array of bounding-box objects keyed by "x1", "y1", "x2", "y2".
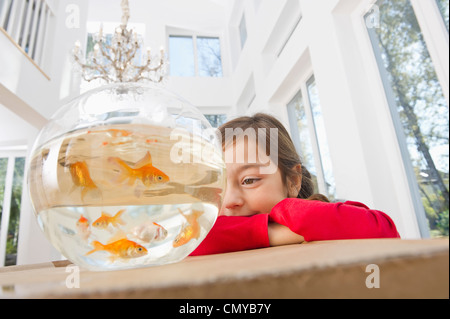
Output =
[{"x1": 72, "y1": 0, "x2": 167, "y2": 83}]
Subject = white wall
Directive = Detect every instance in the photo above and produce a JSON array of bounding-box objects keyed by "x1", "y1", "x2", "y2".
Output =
[{"x1": 0, "y1": 104, "x2": 38, "y2": 147}]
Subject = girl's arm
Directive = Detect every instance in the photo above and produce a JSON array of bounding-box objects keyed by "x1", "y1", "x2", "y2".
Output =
[
  {"x1": 191, "y1": 198, "x2": 400, "y2": 256},
  {"x1": 190, "y1": 215, "x2": 304, "y2": 256},
  {"x1": 190, "y1": 214, "x2": 270, "y2": 256},
  {"x1": 269, "y1": 198, "x2": 401, "y2": 241},
  {"x1": 268, "y1": 222, "x2": 305, "y2": 246}
]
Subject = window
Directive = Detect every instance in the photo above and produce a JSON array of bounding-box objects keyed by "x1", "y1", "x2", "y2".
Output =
[
  {"x1": 204, "y1": 114, "x2": 227, "y2": 128},
  {"x1": 287, "y1": 75, "x2": 336, "y2": 200},
  {"x1": 239, "y1": 14, "x2": 247, "y2": 50},
  {"x1": 0, "y1": 155, "x2": 26, "y2": 267},
  {"x1": 287, "y1": 91, "x2": 319, "y2": 195},
  {"x1": 367, "y1": 0, "x2": 449, "y2": 237},
  {"x1": 436, "y1": 0, "x2": 449, "y2": 31},
  {"x1": 197, "y1": 37, "x2": 223, "y2": 77},
  {"x1": 169, "y1": 35, "x2": 223, "y2": 77},
  {"x1": 169, "y1": 35, "x2": 195, "y2": 77},
  {"x1": 306, "y1": 76, "x2": 336, "y2": 199}
]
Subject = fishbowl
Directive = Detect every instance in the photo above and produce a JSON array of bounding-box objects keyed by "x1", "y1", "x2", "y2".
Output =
[{"x1": 27, "y1": 83, "x2": 226, "y2": 271}]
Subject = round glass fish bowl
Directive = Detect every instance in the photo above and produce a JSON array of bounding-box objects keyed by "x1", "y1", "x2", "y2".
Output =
[{"x1": 27, "y1": 83, "x2": 225, "y2": 271}]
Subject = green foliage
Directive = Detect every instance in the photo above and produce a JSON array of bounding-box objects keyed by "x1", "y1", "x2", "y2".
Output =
[
  {"x1": 374, "y1": 0, "x2": 449, "y2": 237},
  {"x1": 0, "y1": 158, "x2": 8, "y2": 226},
  {"x1": 0, "y1": 157, "x2": 25, "y2": 266},
  {"x1": 436, "y1": 209, "x2": 449, "y2": 237}
]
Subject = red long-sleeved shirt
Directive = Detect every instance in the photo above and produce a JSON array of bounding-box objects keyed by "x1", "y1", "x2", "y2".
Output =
[{"x1": 191, "y1": 198, "x2": 400, "y2": 256}]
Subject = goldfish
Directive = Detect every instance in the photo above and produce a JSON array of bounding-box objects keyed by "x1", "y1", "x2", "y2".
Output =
[
  {"x1": 69, "y1": 161, "x2": 100, "y2": 200},
  {"x1": 131, "y1": 222, "x2": 168, "y2": 243},
  {"x1": 76, "y1": 214, "x2": 91, "y2": 242},
  {"x1": 101, "y1": 141, "x2": 130, "y2": 147},
  {"x1": 88, "y1": 128, "x2": 133, "y2": 137},
  {"x1": 108, "y1": 151, "x2": 170, "y2": 187},
  {"x1": 92, "y1": 209, "x2": 126, "y2": 230},
  {"x1": 85, "y1": 238, "x2": 147, "y2": 261},
  {"x1": 173, "y1": 209, "x2": 204, "y2": 248}
]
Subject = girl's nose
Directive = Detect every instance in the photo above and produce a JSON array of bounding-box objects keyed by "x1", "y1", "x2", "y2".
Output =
[{"x1": 220, "y1": 185, "x2": 244, "y2": 216}]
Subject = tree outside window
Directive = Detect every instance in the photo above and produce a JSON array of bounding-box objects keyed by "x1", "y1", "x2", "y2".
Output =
[
  {"x1": 436, "y1": 0, "x2": 449, "y2": 31},
  {"x1": 0, "y1": 157, "x2": 26, "y2": 266},
  {"x1": 367, "y1": 0, "x2": 449, "y2": 237}
]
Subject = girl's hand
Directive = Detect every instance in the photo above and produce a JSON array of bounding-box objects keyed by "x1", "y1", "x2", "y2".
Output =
[{"x1": 268, "y1": 222, "x2": 305, "y2": 247}]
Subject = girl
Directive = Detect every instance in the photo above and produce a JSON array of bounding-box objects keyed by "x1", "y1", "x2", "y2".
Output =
[{"x1": 191, "y1": 113, "x2": 400, "y2": 256}]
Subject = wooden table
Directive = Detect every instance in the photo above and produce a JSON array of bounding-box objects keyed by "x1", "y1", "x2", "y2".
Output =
[{"x1": 0, "y1": 238, "x2": 448, "y2": 299}]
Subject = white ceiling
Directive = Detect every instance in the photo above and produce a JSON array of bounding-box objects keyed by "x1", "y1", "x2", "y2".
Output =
[{"x1": 87, "y1": 0, "x2": 233, "y2": 25}]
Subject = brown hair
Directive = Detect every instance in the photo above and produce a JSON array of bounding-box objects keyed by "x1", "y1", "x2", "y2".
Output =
[{"x1": 218, "y1": 113, "x2": 329, "y2": 202}]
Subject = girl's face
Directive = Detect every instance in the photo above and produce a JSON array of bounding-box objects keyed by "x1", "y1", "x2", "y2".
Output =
[{"x1": 219, "y1": 138, "x2": 290, "y2": 216}]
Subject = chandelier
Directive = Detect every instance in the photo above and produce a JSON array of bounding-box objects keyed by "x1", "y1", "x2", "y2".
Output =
[{"x1": 72, "y1": 0, "x2": 167, "y2": 83}]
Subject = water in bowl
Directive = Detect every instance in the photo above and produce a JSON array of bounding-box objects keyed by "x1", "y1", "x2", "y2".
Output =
[{"x1": 28, "y1": 124, "x2": 224, "y2": 271}]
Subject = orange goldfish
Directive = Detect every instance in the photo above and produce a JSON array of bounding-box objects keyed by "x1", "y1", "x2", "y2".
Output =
[
  {"x1": 102, "y1": 141, "x2": 130, "y2": 147},
  {"x1": 69, "y1": 161, "x2": 99, "y2": 200},
  {"x1": 173, "y1": 209, "x2": 204, "y2": 248},
  {"x1": 85, "y1": 238, "x2": 147, "y2": 260},
  {"x1": 76, "y1": 214, "x2": 91, "y2": 242},
  {"x1": 88, "y1": 128, "x2": 132, "y2": 137},
  {"x1": 108, "y1": 151, "x2": 169, "y2": 187},
  {"x1": 92, "y1": 209, "x2": 126, "y2": 230}
]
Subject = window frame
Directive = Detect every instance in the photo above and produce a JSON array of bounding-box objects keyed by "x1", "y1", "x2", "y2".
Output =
[
  {"x1": 286, "y1": 73, "x2": 336, "y2": 199},
  {"x1": 168, "y1": 32, "x2": 223, "y2": 78},
  {"x1": 0, "y1": 149, "x2": 27, "y2": 267},
  {"x1": 361, "y1": 0, "x2": 449, "y2": 238}
]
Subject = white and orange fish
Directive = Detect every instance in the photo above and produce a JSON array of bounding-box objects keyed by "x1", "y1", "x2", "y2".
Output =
[
  {"x1": 173, "y1": 209, "x2": 204, "y2": 248},
  {"x1": 108, "y1": 151, "x2": 169, "y2": 187},
  {"x1": 85, "y1": 238, "x2": 147, "y2": 261},
  {"x1": 92, "y1": 209, "x2": 126, "y2": 230},
  {"x1": 69, "y1": 161, "x2": 100, "y2": 200},
  {"x1": 131, "y1": 222, "x2": 168, "y2": 244},
  {"x1": 76, "y1": 214, "x2": 91, "y2": 242}
]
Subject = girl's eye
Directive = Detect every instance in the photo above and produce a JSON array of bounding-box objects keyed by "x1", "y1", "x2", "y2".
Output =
[{"x1": 242, "y1": 178, "x2": 260, "y2": 185}]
